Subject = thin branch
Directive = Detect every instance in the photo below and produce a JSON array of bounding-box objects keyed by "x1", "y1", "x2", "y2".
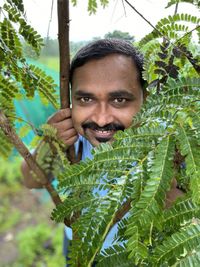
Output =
[
  {"x1": 174, "y1": 1, "x2": 179, "y2": 15},
  {"x1": 112, "y1": 199, "x2": 131, "y2": 225},
  {"x1": 124, "y1": 0, "x2": 200, "y2": 75},
  {"x1": 7, "y1": 115, "x2": 42, "y2": 135},
  {"x1": 176, "y1": 25, "x2": 200, "y2": 44},
  {"x1": 0, "y1": 110, "x2": 71, "y2": 226},
  {"x1": 47, "y1": 0, "x2": 54, "y2": 40},
  {"x1": 124, "y1": 0, "x2": 162, "y2": 35},
  {"x1": 121, "y1": 0, "x2": 127, "y2": 17}
]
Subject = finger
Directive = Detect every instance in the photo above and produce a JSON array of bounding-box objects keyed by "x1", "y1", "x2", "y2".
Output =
[
  {"x1": 47, "y1": 109, "x2": 71, "y2": 124},
  {"x1": 51, "y1": 118, "x2": 74, "y2": 132},
  {"x1": 63, "y1": 134, "x2": 78, "y2": 147},
  {"x1": 58, "y1": 128, "x2": 78, "y2": 140}
]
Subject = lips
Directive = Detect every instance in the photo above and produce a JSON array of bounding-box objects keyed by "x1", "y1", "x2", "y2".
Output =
[
  {"x1": 91, "y1": 129, "x2": 115, "y2": 139},
  {"x1": 82, "y1": 122, "x2": 125, "y2": 144}
]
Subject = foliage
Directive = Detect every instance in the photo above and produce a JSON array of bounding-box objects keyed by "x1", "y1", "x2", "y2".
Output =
[
  {"x1": 0, "y1": 0, "x2": 200, "y2": 267},
  {"x1": 51, "y1": 1, "x2": 200, "y2": 266},
  {"x1": 0, "y1": 157, "x2": 22, "y2": 195},
  {"x1": 71, "y1": 0, "x2": 109, "y2": 14},
  {"x1": 0, "y1": 199, "x2": 21, "y2": 234},
  {"x1": 165, "y1": 0, "x2": 200, "y2": 9},
  {"x1": 0, "y1": 0, "x2": 59, "y2": 158},
  {"x1": 15, "y1": 223, "x2": 65, "y2": 267},
  {"x1": 104, "y1": 30, "x2": 135, "y2": 42}
]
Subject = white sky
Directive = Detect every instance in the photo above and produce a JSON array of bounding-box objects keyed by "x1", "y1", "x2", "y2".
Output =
[{"x1": 22, "y1": 0, "x2": 199, "y2": 42}]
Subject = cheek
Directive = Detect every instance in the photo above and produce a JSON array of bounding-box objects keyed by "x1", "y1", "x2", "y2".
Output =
[
  {"x1": 72, "y1": 108, "x2": 81, "y2": 126},
  {"x1": 119, "y1": 106, "x2": 141, "y2": 128},
  {"x1": 72, "y1": 106, "x2": 88, "y2": 133}
]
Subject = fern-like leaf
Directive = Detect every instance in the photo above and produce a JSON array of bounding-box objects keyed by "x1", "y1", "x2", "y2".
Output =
[
  {"x1": 0, "y1": 18, "x2": 22, "y2": 58},
  {"x1": 126, "y1": 135, "x2": 175, "y2": 232},
  {"x1": 96, "y1": 244, "x2": 132, "y2": 267},
  {"x1": 0, "y1": 130, "x2": 13, "y2": 158},
  {"x1": 163, "y1": 197, "x2": 200, "y2": 230},
  {"x1": 171, "y1": 249, "x2": 200, "y2": 267},
  {"x1": 177, "y1": 125, "x2": 200, "y2": 204},
  {"x1": 153, "y1": 223, "x2": 200, "y2": 266},
  {"x1": 166, "y1": 0, "x2": 200, "y2": 9},
  {"x1": 3, "y1": 3, "x2": 43, "y2": 54}
]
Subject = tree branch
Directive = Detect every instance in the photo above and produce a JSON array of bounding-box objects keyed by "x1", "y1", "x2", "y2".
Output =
[
  {"x1": 112, "y1": 199, "x2": 131, "y2": 225},
  {"x1": 57, "y1": 0, "x2": 76, "y2": 163},
  {"x1": 0, "y1": 110, "x2": 71, "y2": 226},
  {"x1": 57, "y1": 0, "x2": 70, "y2": 109},
  {"x1": 124, "y1": 0, "x2": 161, "y2": 35}
]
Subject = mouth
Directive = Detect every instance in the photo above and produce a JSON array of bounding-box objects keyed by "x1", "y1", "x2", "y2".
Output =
[
  {"x1": 82, "y1": 122, "x2": 125, "y2": 144},
  {"x1": 90, "y1": 129, "x2": 115, "y2": 139}
]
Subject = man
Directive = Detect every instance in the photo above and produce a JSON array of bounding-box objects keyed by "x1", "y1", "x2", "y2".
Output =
[
  {"x1": 21, "y1": 38, "x2": 183, "y2": 257},
  {"x1": 22, "y1": 38, "x2": 145, "y2": 187}
]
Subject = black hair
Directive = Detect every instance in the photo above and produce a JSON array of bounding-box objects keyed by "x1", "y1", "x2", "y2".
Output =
[{"x1": 69, "y1": 38, "x2": 145, "y2": 89}]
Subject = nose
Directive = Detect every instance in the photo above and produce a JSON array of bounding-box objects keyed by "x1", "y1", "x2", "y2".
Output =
[{"x1": 91, "y1": 103, "x2": 114, "y2": 127}]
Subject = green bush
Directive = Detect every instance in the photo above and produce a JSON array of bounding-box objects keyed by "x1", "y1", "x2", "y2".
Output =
[{"x1": 16, "y1": 223, "x2": 65, "y2": 266}]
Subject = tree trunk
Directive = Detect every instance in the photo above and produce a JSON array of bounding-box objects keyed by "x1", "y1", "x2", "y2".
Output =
[{"x1": 57, "y1": 0, "x2": 76, "y2": 163}]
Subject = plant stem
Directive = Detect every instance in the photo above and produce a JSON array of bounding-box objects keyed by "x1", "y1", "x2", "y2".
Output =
[{"x1": 0, "y1": 110, "x2": 71, "y2": 226}]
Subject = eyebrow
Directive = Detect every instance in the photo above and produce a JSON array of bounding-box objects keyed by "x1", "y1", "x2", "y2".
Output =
[
  {"x1": 73, "y1": 90, "x2": 95, "y2": 98},
  {"x1": 73, "y1": 89, "x2": 135, "y2": 100},
  {"x1": 108, "y1": 90, "x2": 135, "y2": 100}
]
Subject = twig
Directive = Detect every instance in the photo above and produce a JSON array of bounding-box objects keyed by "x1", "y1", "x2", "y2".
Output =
[
  {"x1": 124, "y1": 0, "x2": 200, "y2": 74},
  {"x1": 47, "y1": 0, "x2": 54, "y2": 39},
  {"x1": 0, "y1": 110, "x2": 71, "y2": 226},
  {"x1": 174, "y1": 1, "x2": 179, "y2": 15},
  {"x1": 7, "y1": 114, "x2": 42, "y2": 135},
  {"x1": 112, "y1": 199, "x2": 131, "y2": 225},
  {"x1": 121, "y1": 0, "x2": 127, "y2": 17},
  {"x1": 124, "y1": 0, "x2": 162, "y2": 35},
  {"x1": 176, "y1": 25, "x2": 200, "y2": 43}
]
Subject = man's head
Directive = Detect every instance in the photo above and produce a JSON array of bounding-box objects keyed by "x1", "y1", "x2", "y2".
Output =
[{"x1": 70, "y1": 38, "x2": 145, "y2": 146}]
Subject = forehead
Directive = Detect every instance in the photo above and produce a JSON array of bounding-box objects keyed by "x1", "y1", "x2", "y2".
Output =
[{"x1": 71, "y1": 54, "x2": 142, "y2": 95}]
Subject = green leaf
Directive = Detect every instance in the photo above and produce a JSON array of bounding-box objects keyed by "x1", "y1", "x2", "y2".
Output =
[
  {"x1": 97, "y1": 244, "x2": 132, "y2": 267},
  {"x1": 163, "y1": 197, "x2": 200, "y2": 230},
  {"x1": 153, "y1": 223, "x2": 200, "y2": 266},
  {"x1": 177, "y1": 125, "x2": 200, "y2": 204},
  {"x1": 171, "y1": 249, "x2": 200, "y2": 267},
  {"x1": 126, "y1": 135, "x2": 175, "y2": 231}
]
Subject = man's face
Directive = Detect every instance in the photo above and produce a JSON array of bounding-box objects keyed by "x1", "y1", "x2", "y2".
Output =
[{"x1": 71, "y1": 54, "x2": 144, "y2": 146}]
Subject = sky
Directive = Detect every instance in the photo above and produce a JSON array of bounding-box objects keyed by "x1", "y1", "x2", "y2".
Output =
[{"x1": 21, "y1": 0, "x2": 199, "y2": 42}]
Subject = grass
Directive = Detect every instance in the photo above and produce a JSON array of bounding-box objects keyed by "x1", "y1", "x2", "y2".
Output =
[{"x1": 38, "y1": 56, "x2": 59, "y2": 72}]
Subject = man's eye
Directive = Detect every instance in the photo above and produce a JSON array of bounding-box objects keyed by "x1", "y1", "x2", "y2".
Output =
[
  {"x1": 113, "y1": 98, "x2": 126, "y2": 103},
  {"x1": 80, "y1": 97, "x2": 92, "y2": 103}
]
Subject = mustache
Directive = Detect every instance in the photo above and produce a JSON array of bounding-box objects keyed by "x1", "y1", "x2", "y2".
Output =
[{"x1": 81, "y1": 122, "x2": 125, "y2": 131}]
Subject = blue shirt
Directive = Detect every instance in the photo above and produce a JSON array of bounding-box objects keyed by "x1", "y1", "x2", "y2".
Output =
[{"x1": 64, "y1": 135, "x2": 121, "y2": 251}]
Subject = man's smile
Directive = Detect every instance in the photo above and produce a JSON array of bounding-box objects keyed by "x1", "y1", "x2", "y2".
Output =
[
  {"x1": 81, "y1": 121, "x2": 125, "y2": 143},
  {"x1": 90, "y1": 128, "x2": 115, "y2": 140}
]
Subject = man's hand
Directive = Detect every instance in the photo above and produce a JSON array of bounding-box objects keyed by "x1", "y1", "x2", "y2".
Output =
[
  {"x1": 165, "y1": 178, "x2": 184, "y2": 208},
  {"x1": 47, "y1": 108, "x2": 78, "y2": 147},
  {"x1": 21, "y1": 108, "x2": 78, "y2": 189}
]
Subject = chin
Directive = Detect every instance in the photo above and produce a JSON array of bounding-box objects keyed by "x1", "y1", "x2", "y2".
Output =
[
  {"x1": 82, "y1": 129, "x2": 114, "y2": 146},
  {"x1": 87, "y1": 136, "x2": 113, "y2": 147}
]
